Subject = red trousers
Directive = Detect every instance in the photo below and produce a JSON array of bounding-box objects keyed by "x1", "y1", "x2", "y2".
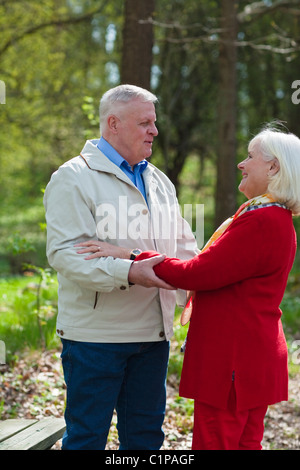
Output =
[{"x1": 192, "y1": 385, "x2": 268, "y2": 450}]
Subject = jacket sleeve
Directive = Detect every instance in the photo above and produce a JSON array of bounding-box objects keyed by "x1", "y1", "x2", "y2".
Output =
[
  {"x1": 137, "y1": 213, "x2": 273, "y2": 291},
  {"x1": 44, "y1": 164, "x2": 132, "y2": 292}
]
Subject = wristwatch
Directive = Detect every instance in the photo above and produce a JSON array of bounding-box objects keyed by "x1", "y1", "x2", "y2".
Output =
[{"x1": 130, "y1": 249, "x2": 142, "y2": 260}]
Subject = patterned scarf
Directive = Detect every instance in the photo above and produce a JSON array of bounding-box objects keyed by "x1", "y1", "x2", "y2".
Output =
[{"x1": 180, "y1": 193, "x2": 288, "y2": 326}]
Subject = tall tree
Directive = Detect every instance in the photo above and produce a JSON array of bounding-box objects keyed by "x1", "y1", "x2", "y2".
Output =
[
  {"x1": 121, "y1": 0, "x2": 155, "y2": 89},
  {"x1": 152, "y1": 0, "x2": 219, "y2": 194},
  {"x1": 215, "y1": 0, "x2": 239, "y2": 227}
]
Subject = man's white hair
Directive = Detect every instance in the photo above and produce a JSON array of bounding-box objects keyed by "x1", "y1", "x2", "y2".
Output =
[{"x1": 99, "y1": 84, "x2": 158, "y2": 134}]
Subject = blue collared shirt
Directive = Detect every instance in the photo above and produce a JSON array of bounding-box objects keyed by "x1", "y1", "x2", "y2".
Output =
[{"x1": 97, "y1": 137, "x2": 148, "y2": 204}]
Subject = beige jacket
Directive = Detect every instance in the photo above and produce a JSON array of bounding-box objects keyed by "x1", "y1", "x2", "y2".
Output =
[{"x1": 44, "y1": 140, "x2": 198, "y2": 342}]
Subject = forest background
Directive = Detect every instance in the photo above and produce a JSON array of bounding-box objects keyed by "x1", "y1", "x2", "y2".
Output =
[
  {"x1": 1, "y1": 0, "x2": 300, "y2": 445},
  {"x1": 2, "y1": 0, "x2": 300, "y2": 267}
]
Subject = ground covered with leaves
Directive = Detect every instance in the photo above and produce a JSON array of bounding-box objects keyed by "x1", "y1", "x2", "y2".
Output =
[{"x1": 0, "y1": 349, "x2": 299, "y2": 450}]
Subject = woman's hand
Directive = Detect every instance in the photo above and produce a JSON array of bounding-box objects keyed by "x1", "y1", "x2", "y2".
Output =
[
  {"x1": 75, "y1": 240, "x2": 131, "y2": 260},
  {"x1": 128, "y1": 255, "x2": 175, "y2": 290}
]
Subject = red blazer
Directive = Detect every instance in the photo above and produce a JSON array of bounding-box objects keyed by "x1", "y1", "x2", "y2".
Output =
[{"x1": 137, "y1": 207, "x2": 297, "y2": 411}]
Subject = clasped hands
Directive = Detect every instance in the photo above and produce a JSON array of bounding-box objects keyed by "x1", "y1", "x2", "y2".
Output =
[{"x1": 75, "y1": 240, "x2": 175, "y2": 290}]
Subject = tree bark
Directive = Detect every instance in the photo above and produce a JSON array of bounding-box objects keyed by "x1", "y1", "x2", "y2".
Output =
[
  {"x1": 121, "y1": 0, "x2": 155, "y2": 90},
  {"x1": 215, "y1": 0, "x2": 239, "y2": 228}
]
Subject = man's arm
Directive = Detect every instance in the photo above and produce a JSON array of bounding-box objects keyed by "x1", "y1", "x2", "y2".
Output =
[{"x1": 44, "y1": 165, "x2": 132, "y2": 292}]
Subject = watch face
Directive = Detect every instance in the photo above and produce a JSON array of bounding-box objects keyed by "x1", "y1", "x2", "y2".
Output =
[{"x1": 130, "y1": 249, "x2": 142, "y2": 260}]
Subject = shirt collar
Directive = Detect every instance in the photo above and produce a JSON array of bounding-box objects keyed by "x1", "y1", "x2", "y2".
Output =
[{"x1": 97, "y1": 137, "x2": 148, "y2": 174}]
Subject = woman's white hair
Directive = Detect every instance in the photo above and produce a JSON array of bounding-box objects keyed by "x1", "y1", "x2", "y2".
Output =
[
  {"x1": 99, "y1": 84, "x2": 158, "y2": 134},
  {"x1": 249, "y1": 127, "x2": 300, "y2": 215}
]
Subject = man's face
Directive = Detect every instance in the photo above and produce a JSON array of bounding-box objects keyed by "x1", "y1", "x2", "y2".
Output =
[{"x1": 112, "y1": 99, "x2": 158, "y2": 166}]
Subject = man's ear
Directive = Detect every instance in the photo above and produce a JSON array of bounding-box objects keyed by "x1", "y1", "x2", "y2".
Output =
[
  {"x1": 107, "y1": 115, "x2": 119, "y2": 134},
  {"x1": 269, "y1": 158, "x2": 280, "y2": 176}
]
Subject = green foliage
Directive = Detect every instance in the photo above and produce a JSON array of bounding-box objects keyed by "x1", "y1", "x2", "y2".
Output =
[
  {"x1": 167, "y1": 310, "x2": 189, "y2": 378},
  {"x1": 0, "y1": 197, "x2": 47, "y2": 274},
  {"x1": 6, "y1": 233, "x2": 35, "y2": 257},
  {"x1": 82, "y1": 96, "x2": 100, "y2": 139},
  {"x1": 0, "y1": 274, "x2": 59, "y2": 362},
  {"x1": 281, "y1": 267, "x2": 300, "y2": 336},
  {"x1": 0, "y1": 0, "x2": 122, "y2": 207}
]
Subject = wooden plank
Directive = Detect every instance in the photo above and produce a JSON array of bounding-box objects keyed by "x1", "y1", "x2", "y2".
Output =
[
  {"x1": 0, "y1": 419, "x2": 38, "y2": 443},
  {"x1": 0, "y1": 417, "x2": 66, "y2": 450}
]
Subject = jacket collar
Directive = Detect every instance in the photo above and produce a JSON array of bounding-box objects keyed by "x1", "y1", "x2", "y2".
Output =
[
  {"x1": 80, "y1": 139, "x2": 117, "y2": 173},
  {"x1": 80, "y1": 139, "x2": 156, "y2": 181}
]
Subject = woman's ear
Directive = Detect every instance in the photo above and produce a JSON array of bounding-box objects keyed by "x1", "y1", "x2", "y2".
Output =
[{"x1": 269, "y1": 158, "x2": 280, "y2": 176}]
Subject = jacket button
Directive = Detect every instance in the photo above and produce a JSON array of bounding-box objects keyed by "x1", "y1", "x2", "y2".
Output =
[
  {"x1": 120, "y1": 285, "x2": 126, "y2": 290},
  {"x1": 142, "y1": 209, "x2": 148, "y2": 215},
  {"x1": 159, "y1": 331, "x2": 165, "y2": 338}
]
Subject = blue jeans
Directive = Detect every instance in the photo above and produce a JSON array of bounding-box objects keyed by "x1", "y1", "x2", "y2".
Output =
[{"x1": 60, "y1": 339, "x2": 170, "y2": 450}]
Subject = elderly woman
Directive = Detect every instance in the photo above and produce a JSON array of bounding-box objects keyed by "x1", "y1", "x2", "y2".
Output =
[{"x1": 76, "y1": 128, "x2": 300, "y2": 450}]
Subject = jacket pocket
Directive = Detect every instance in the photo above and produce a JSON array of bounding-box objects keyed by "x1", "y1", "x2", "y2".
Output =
[{"x1": 93, "y1": 292, "x2": 99, "y2": 309}]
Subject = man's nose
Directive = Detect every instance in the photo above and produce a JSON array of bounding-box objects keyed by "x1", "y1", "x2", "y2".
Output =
[{"x1": 150, "y1": 124, "x2": 158, "y2": 136}]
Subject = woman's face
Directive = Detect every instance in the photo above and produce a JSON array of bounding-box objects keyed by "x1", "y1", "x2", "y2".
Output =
[{"x1": 237, "y1": 143, "x2": 273, "y2": 199}]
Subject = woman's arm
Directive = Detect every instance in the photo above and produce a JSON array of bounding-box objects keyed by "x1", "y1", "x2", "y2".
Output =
[
  {"x1": 75, "y1": 240, "x2": 131, "y2": 259},
  {"x1": 133, "y1": 214, "x2": 267, "y2": 291}
]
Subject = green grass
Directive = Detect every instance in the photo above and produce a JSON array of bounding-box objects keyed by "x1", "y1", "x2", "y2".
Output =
[
  {"x1": 281, "y1": 267, "x2": 300, "y2": 336},
  {"x1": 0, "y1": 273, "x2": 60, "y2": 362},
  {"x1": 167, "y1": 308, "x2": 189, "y2": 378}
]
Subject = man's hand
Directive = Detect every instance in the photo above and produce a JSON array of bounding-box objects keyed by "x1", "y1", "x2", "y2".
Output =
[{"x1": 128, "y1": 255, "x2": 175, "y2": 290}]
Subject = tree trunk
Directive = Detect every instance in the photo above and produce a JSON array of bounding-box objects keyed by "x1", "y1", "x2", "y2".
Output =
[
  {"x1": 121, "y1": 0, "x2": 155, "y2": 90},
  {"x1": 215, "y1": 0, "x2": 238, "y2": 228}
]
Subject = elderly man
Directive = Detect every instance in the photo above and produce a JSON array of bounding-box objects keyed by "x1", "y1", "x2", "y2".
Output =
[{"x1": 44, "y1": 84, "x2": 198, "y2": 450}]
